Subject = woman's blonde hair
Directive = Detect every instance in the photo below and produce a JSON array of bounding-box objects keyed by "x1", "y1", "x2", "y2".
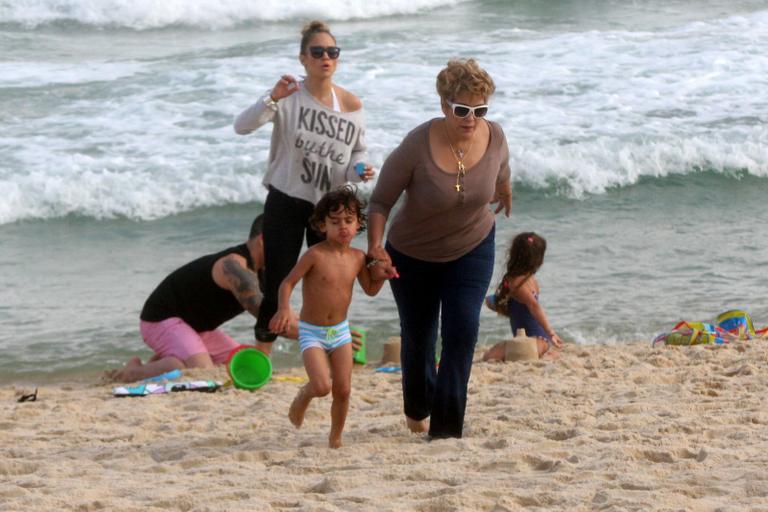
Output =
[
  {"x1": 436, "y1": 58, "x2": 495, "y2": 102},
  {"x1": 300, "y1": 20, "x2": 335, "y2": 54}
]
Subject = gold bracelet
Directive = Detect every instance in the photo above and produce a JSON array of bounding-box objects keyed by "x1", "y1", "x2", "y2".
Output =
[{"x1": 263, "y1": 95, "x2": 278, "y2": 111}]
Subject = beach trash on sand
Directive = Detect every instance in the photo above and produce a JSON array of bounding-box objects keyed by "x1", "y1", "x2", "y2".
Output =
[{"x1": 652, "y1": 311, "x2": 768, "y2": 348}]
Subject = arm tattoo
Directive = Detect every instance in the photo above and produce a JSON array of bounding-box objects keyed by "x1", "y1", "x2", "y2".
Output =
[{"x1": 222, "y1": 259, "x2": 262, "y2": 317}]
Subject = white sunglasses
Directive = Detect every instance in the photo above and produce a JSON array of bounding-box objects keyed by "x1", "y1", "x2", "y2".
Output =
[{"x1": 447, "y1": 101, "x2": 489, "y2": 118}]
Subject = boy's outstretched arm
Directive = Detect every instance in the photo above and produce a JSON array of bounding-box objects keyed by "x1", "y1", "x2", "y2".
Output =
[
  {"x1": 269, "y1": 250, "x2": 315, "y2": 334},
  {"x1": 357, "y1": 252, "x2": 387, "y2": 296}
]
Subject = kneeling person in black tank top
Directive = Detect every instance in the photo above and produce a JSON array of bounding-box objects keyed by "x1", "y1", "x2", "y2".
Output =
[{"x1": 108, "y1": 215, "x2": 293, "y2": 382}]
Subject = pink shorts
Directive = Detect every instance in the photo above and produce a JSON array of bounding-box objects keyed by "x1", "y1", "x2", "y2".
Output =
[{"x1": 140, "y1": 317, "x2": 240, "y2": 365}]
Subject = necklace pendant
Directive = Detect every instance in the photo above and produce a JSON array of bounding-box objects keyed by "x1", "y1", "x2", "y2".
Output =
[
  {"x1": 458, "y1": 162, "x2": 465, "y2": 173},
  {"x1": 455, "y1": 183, "x2": 463, "y2": 192}
]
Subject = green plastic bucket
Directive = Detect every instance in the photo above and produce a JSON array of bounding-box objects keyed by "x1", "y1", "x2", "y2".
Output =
[
  {"x1": 351, "y1": 326, "x2": 367, "y2": 365},
  {"x1": 228, "y1": 347, "x2": 272, "y2": 390}
]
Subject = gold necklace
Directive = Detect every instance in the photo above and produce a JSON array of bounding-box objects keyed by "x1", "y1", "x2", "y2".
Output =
[{"x1": 444, "y1": 123, "x2": 474, "y2": 193}]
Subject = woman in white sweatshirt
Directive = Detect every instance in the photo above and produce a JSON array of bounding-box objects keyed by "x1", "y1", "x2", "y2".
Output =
[{"x1": 234, "y1": 20, "x2": 372, "y2": 346}]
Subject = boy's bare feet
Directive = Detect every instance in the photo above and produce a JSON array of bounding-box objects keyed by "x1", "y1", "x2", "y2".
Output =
[
  {"x1": 329, "y1": 435, "x2": 342, "y2": 449},
  {"x1": 406, "y1": 416, "x2": 428, "y2": 433},
  {"x1": 289, "y1": 387, "x2": 311, "y2": 428}
]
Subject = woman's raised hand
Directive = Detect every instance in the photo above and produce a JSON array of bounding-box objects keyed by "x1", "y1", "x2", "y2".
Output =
[{"x1": 270, "y1": 75, "x2": 300, "y2": 101}]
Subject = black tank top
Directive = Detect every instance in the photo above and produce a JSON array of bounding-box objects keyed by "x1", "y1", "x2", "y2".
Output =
[{"x1": 140, "y1": 244, "x2": 254, "y2": 332}]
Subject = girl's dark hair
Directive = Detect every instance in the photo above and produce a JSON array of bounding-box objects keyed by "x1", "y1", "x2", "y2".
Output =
[
  {"x1": 300, "y1": 20, "x2": 335, "y2": 54},
  {"x1": 310, "y1": 185, "x2": 367, "y2": 234},
  {"x1": 495, "y1": 232, "x2": 547, "y2": 306}
]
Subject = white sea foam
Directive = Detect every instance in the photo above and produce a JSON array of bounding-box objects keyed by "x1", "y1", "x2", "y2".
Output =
[
  {"x1": 0, "y1": 0, "x2": 465, "y2": 29},
  {"x1": 1, "y1": 5, "x2": 768, "y2": 223},
  {"x1": 0, "y1": 60, "x2": 146, "y2": 87}
]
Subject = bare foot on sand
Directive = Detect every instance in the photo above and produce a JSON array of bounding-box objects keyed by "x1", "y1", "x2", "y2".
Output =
[
  {"x1": 406, "y1": 416, "x2": 428, "y2": 433},
  {"x1": 105, "y1": 357, "x2": 142, "y2": 382},
  {"x1": 329, "y1": 434, "x2": 342, "y2": 449},
  {"x1": 481, "y1": 342, "x2": 506, "y2": 362},
  {"x1": 289, "y1": 387, "x2": 311, "y2": 428}
]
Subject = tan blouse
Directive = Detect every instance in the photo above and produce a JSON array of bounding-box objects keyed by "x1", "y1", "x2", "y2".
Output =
[{"x1": 369, "y1": 119, "x2": 511, "y2": 262}]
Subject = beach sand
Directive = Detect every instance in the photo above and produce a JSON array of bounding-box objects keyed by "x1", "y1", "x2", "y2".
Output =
[{"x1": 3, "y1": 341, "x2": 768, "y2": 511}]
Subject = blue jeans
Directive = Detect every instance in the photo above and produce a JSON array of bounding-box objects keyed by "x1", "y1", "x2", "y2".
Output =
[{"x1": 388, "y1": 225, "x2": 495, "y2": 438}]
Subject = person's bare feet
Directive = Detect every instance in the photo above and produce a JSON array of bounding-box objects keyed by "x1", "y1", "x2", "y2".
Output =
[
  {"x1": 106, "y1": 357, "x2": 143, "y2": 382},
  {"x1": 406, "y1": 416, "x2": 428, "y2": 433},
  {"x1": 289, "y1": 388, "x2": 310, "y2": 428},
  {"x1": 482, "y1": 342, "x2": 506, "y2": 362},
  {"x1": 538, "y1": 339, "x2": 562, "y2": 360},
  {"x1": 328, "y1": 434, "x2": 342, "y2": 449}
]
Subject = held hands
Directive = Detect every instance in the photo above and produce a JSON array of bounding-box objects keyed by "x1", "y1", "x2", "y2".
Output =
[
  {"x1": 367, "y1": 246, "x2": 399, "y2": 280},
  {"x1": 372, "y1": 263, "x2": 399, "y2": 280},
  {"x1": 270, "y1": 75, "x2": 300, "y2": 101},
  {"x1": 269, "y1": 308, "x2": 294, "y2": 335}
]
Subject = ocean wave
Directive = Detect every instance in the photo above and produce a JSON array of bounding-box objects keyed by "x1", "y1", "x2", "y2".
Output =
[
  {"x1": 1, "y1": 155, "x2": 766, "y2": 225},
  {"x1": 510, "y1": 132, "x2": 768, "y2": 197},
  {"x1": 4, "y1": 1, "x2": 768, "y2": 223},
  {"x1": 0, "y1": 165, "x2": 269, "y2": 224},
  {"x1": 0, "y1": 0, "x2": 466, "y2": 30}
]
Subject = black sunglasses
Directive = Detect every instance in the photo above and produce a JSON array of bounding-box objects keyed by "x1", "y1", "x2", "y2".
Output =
[{"x1": 308, "y1": 46, "x2": 341, "y2": 59}]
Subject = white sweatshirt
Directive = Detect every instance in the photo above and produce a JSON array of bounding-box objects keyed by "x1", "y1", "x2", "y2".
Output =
[{"x1": 234, "y1": 86, "x2": 368, "y2": 205}]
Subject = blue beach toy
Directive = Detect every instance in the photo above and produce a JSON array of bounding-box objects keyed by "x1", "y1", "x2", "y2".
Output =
[
  {"x1": 716, "y1": 310, "x2": 756, "y2": 338},
  {"x1": 375, "y1": 366, "x2": 401, "y2": 373},
  {"x1": 142, "y1": 369, "x2": 182, "y2": 382},
  {"x1": 650, "y1": 309, "x2": 768, "y2": 347}
]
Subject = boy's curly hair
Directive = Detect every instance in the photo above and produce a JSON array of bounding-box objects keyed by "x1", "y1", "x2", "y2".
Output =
[{"x1": 310, "y1": 185, "x2": 367, "y2": 234}]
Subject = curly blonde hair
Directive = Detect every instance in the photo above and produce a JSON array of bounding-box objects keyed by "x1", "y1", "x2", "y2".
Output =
[
  {"x1": 300, "y1": 20, "x2": 335, "y2": 54},
  {"x1": 436, "y1": 58, "x2": 495, "y2": 102}
]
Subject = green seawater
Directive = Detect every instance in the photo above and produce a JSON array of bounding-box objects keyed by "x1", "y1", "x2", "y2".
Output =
[{"x1": 1, "y1": 171, "x2": 766, "y2": 384}]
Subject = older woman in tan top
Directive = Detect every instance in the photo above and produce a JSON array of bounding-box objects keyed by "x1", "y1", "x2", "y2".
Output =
[{"x1": 367, "y1": 59, "x2": 512, "y2": 439}]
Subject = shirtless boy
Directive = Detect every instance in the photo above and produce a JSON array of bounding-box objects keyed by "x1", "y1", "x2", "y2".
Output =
[{"x1": 269, "y1": 186, "x2": 395, "y2": 448}]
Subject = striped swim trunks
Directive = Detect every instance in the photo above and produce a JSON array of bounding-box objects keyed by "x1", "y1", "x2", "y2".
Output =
[{"x1": 298, "y1": 319, "x2": 352, "y2": 354}]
